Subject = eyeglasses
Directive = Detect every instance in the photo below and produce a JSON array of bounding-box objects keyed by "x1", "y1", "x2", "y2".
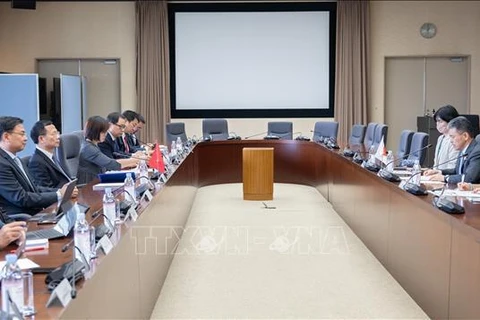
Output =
[
  {"x1": 114, "y1": 123, "x2": 126, "y2": 130},
  {"x1": 9, "y1": 131, "x2": 27, "y2": 137}
]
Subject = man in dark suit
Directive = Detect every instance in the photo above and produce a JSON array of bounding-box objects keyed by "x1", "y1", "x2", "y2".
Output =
[
  {"x1": 99, "y1": 112, "x2": 128, "y2": 159},
  {"x1": 0, "y1": 116, "x2": 70, "y2": 216},
  {"x1": 425, "y1": 116, "x2": 480, "y2": 184},
  {"x1": 116, "y1": 110, "x2": 139, "y2": 155},
  {"x1": 28, "y1": 120, "x2": 72, "y2": 188}
]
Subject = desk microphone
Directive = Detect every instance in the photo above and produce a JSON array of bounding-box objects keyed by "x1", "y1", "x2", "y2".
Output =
[
  {"x1": 403, "y1": 152, "x2": 468, "y2": 196},
  {"x1": 379, "y1": 144, "x2": 433, "y2": 182},
  {"x1": 294, "y1": 132, "x2": 311, "y2": 141},
  {"x1": 264, "y1": 131, "x2": 301, "y2": 140},
  {"x1": 431, "y1": 185, "x2": 465, "y2": 214},
  {"x1": 244, "y1": 131, "x2": 268, "y2": 140},
  {"x1": 227, "y1": 132, "x2": 241, "y2": 140}
]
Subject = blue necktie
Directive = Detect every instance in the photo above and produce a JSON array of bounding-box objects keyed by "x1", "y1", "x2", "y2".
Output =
[{"x1": 458, "y1": 151, "x2": 465, "y2": 175}]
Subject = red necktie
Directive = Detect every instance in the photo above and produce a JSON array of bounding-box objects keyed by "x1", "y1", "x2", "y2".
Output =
[{"x1": 123, "y1": 135, "x2": 130, "y2": 153}]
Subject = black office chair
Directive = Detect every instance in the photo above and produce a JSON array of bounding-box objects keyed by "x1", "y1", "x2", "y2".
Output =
[
  {"x1": 348, "y1": 124, "x2": 366, "y2": 146},
  {"x1": 397, "y1": 130, "x2": 414, "y2": 160},
  {"x1": 267, "y1": 122, "x2": 293, "y2": 140},
  {"x1": 364, "y1": 123, "x2": 377, "y2": 150}
]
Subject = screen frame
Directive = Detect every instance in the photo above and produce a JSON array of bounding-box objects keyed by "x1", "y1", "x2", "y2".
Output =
[{"x1": 168, "y1": 2, "x2": 337, "y2": 119}]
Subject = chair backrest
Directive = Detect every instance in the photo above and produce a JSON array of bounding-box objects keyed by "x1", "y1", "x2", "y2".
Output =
[
  {"x1": 407, "y1": 132, "x2": 429, "y2": 166},
  {"x1": 202, "y1": 119, "x2": 229, "y2": 141},
  {"x1": 373, "y1": 124, "x2": 388, "y2": 151},
  {"x1": 20, "y1": 155, "x2": 31, "y2": 168},
  {"x1": 313, "y1": 121, "x2": 338, "y2": 141},
  {"x1": 364, "y1": 123, "x2": 378, "y2": 150},
  {"x1": 267, "y1": 122, "x2": 293, "y2": 140},
  {"x1": 349, "y1": 124, "x2": 366, "y2": 146},
  {"x1": 72, "y1": 130, "x2": 85, "y2": 143},
  {"x1": 397, "y1": 130, "x2": 415, "y2": 159},
  {"x1": 56, "y1": 133, "x2": 82, "y2": 179},
  {"x1": 460, "y1": 114, "x2": 480, "y2": 137},
  {"x1": 166, "y1": 122, "x2": 187, "y2": 146}
]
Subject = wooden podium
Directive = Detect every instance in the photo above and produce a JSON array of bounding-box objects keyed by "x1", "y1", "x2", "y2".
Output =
[{"x1": 242, "y1": 147, "x2": 274, "y2": 200}]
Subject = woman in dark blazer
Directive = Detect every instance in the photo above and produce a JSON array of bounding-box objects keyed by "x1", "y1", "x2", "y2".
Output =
[{"x1": 77, "y1": 116, "x2": 139, "y2": 184}]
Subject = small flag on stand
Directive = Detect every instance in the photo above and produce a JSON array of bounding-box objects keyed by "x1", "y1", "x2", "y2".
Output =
[{"x1": 148, "y1": 142, "x2": 165, "y2": 173}]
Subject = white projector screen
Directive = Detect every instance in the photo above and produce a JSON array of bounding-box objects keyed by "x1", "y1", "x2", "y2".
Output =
[{"x1": 169, "y1": 2, "x2": 336, "y2": 118}]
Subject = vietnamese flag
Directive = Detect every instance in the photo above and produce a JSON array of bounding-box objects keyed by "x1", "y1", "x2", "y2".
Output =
[{"x1": 148, "y1": 142, "x2": 165, "y2": 173}]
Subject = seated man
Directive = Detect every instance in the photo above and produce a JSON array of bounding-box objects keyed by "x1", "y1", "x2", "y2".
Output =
[
  {"x1": 99, "y1": 112, "x2": 129, "y2": 159},
  {"x1": 0, "y1": 116, "x2": 71, "y2": 216},
  {"x1": 424, "y1": 116, "x2": 480, "y2": 184},
  {"x1": 116, "y1": 110, "x2": 139, "y2": 155},
  {"x1": 28, "y1": 120, "x2": 73, "y2": 188}
]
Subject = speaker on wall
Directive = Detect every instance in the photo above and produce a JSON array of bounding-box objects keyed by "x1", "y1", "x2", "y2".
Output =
[{"x1": 11, "y1": 0, "x2": 36, "y2": 10}]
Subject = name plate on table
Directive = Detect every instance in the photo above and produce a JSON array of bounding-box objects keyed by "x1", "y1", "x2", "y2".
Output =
[
  {"x1": 141, "y1": 189, "x2": 153, "y2": 202},
  {"x1": 46, "y1": 278, "x2": 72, "y2": 308},
  {"x1": 98, "y1": 235, "x2": 114, "y2": 255},
  {"x1": 126, "y1": 206, "x2": 138, "y2": 222}
]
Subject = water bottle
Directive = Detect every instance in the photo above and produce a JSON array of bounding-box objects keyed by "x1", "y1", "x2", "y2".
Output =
[
  {"x1": 386, "y1": 150, "x2": 394, "y2": 172},
  {"x1": 412, "y1": 159, "x2": 422, "y2": 185},
  {"x1": 74, "y1": 208, "x2": 91, "y2": 267},
  {"x1": 170, "y1": 141, "x2": 177, "y2": 157},
  {"x1": 1, "y1": 254, "x2": 23, "y2": 315},
  {"x1": 368, "y1": 145, "x2": 376, "y2": 164},
  {"x1": 124, "y1": 172, "x2": 136, "y2": 204},
  {"x1": 138, "y1": 160, "x2": 148, "y2": 181},
  {"x1": 176, "y1": 137, "x2": 183, "y2": 155},
  {"x1": 103, "y1": 187, "x2": 116, "y2": 230}
]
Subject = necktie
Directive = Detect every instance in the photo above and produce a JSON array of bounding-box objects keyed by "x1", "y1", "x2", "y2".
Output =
[
  {"x1": 13, "y1": 157, "x2": 36, "y2": 192},
  {"x1": 123, "y1": 135, "x2": 130, "y2": 153},
  {"x1": 52, "y1": 155, "x2": 72, "y2": 180},
  {"x1": 458, "y1": 151, "x2": 465, "y2": 175}
]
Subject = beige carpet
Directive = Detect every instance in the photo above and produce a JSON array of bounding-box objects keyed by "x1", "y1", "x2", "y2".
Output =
[{"x1": 150, "y1": 183, "x2": 429, "y2": 319}]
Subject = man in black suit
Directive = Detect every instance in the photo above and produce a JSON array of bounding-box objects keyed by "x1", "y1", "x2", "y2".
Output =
[
  {"x1": 28, "y1": 120, "x2": 73, "y2": 188},
  {"x1": 99, "y1": 112, "x2": 128, "y2": 159},
  {"x1": 425, "y1": 116, "x2": 480, "y2": 184},
  {"x1": 116, "y1": 110, "x2": 139, "y2": 154},
  {"x1": 0, "y1": 116, "x2": 70, "y2": 216}
]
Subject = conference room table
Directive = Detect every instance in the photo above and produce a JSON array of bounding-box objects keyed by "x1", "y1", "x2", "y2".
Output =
[{"x1": 2, "y1": 139, "x2": 480, "y2": 319}]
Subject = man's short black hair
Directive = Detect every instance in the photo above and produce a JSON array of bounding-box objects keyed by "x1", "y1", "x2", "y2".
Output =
[
  {"x1": 107, "y1": 112, "x2": 125, "y2": 124},
  {"x1": 448, "y1": 116, "x2": 475, "y2": 138},
  {"x1": 30, "y1": 120, "x2": 53, "y2": 144},
  {"x1": 0, "y1": 116, "x2": 23, "y2": 141},
  {"x1": 122, "y1": 110, "x2": 138, "y2": 122},
  {"x1": 136, "y1": 113, "x2": 145, "y2": 124}
]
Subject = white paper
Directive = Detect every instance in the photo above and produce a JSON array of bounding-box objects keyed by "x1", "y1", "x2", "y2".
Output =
[
  {"x1": 127, "y1": 206, "x2": 138, "y2": 222},
  {"x1": 0, "y1": 258, "x2": 39, "y2": 271},
  {"x1": 141, "y1": 189, "x2": 153, "y2": 202}
]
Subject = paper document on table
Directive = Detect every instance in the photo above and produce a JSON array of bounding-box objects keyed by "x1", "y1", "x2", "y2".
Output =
[
  {"x1": 392, "y1": 170, "x2": 411, "y2": 175},
  {"x1": 430, "y1": 189, "x2": 480, "y2": 198},
  {"x1": 0, "y1": 258, "x2": 39, "y2": 270}
]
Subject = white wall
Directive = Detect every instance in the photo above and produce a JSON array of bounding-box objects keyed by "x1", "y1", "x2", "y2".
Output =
[
  {"x1": 370, "y1": 1, "x2": 480, "y2": 122},
  {"x1": 0, "y1": 1, "x2": 136, "y2": 111}
]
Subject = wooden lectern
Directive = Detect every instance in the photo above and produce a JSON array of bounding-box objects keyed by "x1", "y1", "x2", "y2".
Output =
[{"x1": 242, "y1": 147, "x2": 274, "y2": 200}]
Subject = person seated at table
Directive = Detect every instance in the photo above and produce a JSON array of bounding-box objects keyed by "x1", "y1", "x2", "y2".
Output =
[
  {"x1": 28, "y1": 120, "x2": 75, "y2": 189},
  {"x1": 0, "y1": 116, "x2": 72, "y2": 216},
  {"x1": 0, "y1": 208, "x2": 25, "y2": 250},
  {"x1": 432, "y1": 105, "x2": 460, "y2": 170},
  {"x1": 99, "y1": 112, "x2": 149, "y2": 160},
  {"x1": 424, "y1": 116, "x2": 480, "y2": 184},
  {"x1": 77, "y1": 116, "x2": 139, "y2": 184}
]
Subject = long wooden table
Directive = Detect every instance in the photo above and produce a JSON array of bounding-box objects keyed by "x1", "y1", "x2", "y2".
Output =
[{"x1": 7, "y1": 140, "x2": 480, "y2": 319}]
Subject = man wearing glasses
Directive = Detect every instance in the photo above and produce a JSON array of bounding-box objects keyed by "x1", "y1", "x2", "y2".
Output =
[
  {"x1": 99, "y1": 112, "x2": 128, "y2": 159},
  {"x1": 28, "y1": 120, "x2": 76, "y2": 189},
  {"x1": 0, "y1": 116, "x2": 70, "y2": 216}
]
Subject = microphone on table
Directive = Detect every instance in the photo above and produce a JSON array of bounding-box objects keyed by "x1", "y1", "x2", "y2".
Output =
[
  {"x1": 294, "y1": 132, "x2": 311, "y2": 141},
  {"x1": 264, "y1": 131, "x2": 300, "y2": 140},
  {"x1": 227, "y1": 132, "x2": 241, "y2": 140},
  {"x1": 432, "y1": 184, "x2": 465, "y2": 214},
  {"x1": 244, "y1": 131, "x2": 268, "y2": 140},
  {"x1": 310, "y1": 130, "x2": 338, "y2": 148},
  {"x1": 378, "y1": 144, "x2": 433, "y2": 182},
  {"x1": 202, "y1": 134, "x2": 213, "y2": 142},
  {"x1": 403, "y1": 152, "x2": 468, "y2": 196}
]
